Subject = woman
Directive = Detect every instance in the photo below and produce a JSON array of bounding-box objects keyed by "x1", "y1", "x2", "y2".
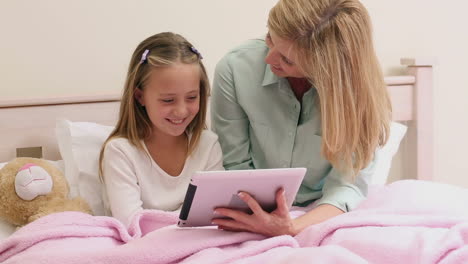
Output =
[{"x1": 211, "y1": 0, "x2": 391, "y2": 236}]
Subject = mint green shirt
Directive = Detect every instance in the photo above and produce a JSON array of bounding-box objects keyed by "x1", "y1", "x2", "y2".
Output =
[{"x1": 211, "y1": 39, "x2": 376, "y2": 212}]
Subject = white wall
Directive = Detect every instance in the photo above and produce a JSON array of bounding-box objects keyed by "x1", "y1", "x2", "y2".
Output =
[
  {"x1": 361, "y1": 0, "x2": 468, "y2": 187},
  {"x1": 1, "y1": 1, "x2": 467, "y2": 186},
  {"x1": 0, "y1": 0, "x2": 276, "y2": 98}
]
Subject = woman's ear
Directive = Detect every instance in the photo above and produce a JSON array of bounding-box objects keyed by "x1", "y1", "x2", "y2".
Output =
[{"x1": 134, "y1": 88, "x2": 144, "y2": 106}]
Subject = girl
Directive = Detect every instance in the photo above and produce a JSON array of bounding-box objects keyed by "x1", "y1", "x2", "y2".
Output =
[
  {"x1": 211, "y1": 0, "x2": 391, "y2": 236},
  {"x1": 99, "y1": 32, "x2": 223, "y2": 226}
]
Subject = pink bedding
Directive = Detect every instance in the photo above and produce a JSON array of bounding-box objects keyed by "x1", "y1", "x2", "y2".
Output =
[{"x1": 2, "y1": 180, "x2": 468, "y2": 264}]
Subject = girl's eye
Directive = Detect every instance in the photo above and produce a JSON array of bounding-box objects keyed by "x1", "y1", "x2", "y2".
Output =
[
  {"x1": 187, "y1": 96, "x2": 198, "y2": 100},
  {"x1": 161, "y1": 99, "x2": 174, "y2": 103}
]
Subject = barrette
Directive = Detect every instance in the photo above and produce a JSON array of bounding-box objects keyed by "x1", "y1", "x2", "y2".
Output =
[
  {"x1": 140, "y1": 49, "x2": 150, "y2": 64},
  {"x1": 190, "y1": 46, "x2": 203, "y2": 59}
]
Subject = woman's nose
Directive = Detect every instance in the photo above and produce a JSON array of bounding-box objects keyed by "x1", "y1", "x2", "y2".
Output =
[{"x1": 265, "y1": 48, "x2": 279, "y2": 65}]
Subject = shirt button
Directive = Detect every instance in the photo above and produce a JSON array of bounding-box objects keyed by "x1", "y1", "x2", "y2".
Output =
[{"x1": 288, "y1": 132, "x2": 293, "y2": 137}]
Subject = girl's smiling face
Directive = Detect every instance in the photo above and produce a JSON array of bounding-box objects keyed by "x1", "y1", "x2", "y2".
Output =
[{"x1": 135, "y1": 62, "x2": 200, "y2": 139}]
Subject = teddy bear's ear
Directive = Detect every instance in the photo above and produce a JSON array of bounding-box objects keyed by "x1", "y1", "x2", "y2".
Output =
[{"x1": 15, "y1": 163, "x2": 53, "y2": 200}]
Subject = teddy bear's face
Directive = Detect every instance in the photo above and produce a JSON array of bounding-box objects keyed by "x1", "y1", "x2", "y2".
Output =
[
  {"x1": 0, "y1": 157, "x2": 69, "y2": 226},
  {"x1": 15, "y1": 163, "x2": 54, "y2": 200}
]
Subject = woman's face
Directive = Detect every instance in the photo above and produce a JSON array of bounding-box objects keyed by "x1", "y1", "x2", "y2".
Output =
[{"x1": 265, "y1": 31, "x2": 305, "y2": 78}]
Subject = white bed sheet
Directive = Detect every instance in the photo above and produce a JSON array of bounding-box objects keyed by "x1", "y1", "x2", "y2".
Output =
[{"x1": 0, "y1": 160, "x2": 65, "y2": 241}]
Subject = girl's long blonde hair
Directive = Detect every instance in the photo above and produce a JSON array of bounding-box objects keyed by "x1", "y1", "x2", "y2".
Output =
[
  {"x1": 98, "y1": 32, "x2": 210, "y2": 180},
  {"x1": 268, "y1": 0, "x2": 392, "y2": 178}
]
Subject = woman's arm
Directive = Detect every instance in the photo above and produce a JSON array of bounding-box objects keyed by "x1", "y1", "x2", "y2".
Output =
[
  {"x1": 291, "y1": 204, "x2": 344, "y2": 235},
  {"x1": 212, "y1": 189, "x2": 343, "y2": 236},
  {"x1": 211, "y1": 55, "x2": 254, "y2": 170},
  {"x1": 205, "y1": 139, "x2": 225, "y2": 171},
  {"x1": 315, "y1": 158, "x2": 376, "y2": 212},
  {"x1": 212, "y1": 160, "x2": 376, "y2": 236}
]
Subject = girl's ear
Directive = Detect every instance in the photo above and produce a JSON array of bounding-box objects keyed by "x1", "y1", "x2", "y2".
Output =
[{"x1": 134, "y1": 88, "x2": 144, "y2": 106}]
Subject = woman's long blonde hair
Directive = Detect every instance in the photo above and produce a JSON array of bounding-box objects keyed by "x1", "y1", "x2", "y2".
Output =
[
  {"x1": 98, "y1": 32, "x2": 210, "y2": 180},
  {"x1": 268, "y1": 0, "x2": 392, "y2": 177}
]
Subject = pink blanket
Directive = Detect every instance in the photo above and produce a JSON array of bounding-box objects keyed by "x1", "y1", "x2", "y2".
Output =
[{"x1": 2, "y1": 180, "x2": 468, "y2": 264}]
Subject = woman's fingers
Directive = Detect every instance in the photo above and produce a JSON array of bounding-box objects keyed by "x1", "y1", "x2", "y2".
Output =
[
  {"x1": 213, "y1": 208, "x2": 251, "y2": 223},
  {"x1": 218, "y1": 225, "x2": 241, "y2": 232},
  {"x1": 212, "y1": 190, "x2": 293, "y2": 236},
  {"x1": 213, "y1": 219, "x2": 250, "y2": 232},
  {"x1": 237, "y1": 192, "x2": 265, "y2": 215},
  {"x1": 275, "y1": 188, "x2": 289, "y2": 215}
]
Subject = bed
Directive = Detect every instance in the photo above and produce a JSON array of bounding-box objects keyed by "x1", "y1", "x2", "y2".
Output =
[
  {"x1": 0, "y1": 58, "x2": 433, "y2": 178},
  {"x1": 4, "y1": 58, "x2": 468, "y2": 263}
]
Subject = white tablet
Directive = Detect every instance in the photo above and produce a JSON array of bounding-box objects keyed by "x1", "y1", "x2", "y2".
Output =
[{"x1": 177, "y1": 168, "x2": 306, "y2": 227}]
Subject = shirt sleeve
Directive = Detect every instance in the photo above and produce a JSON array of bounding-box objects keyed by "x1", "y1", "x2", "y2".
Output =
[
  {"x1": 211, "y1": 54, "x2": 254, "y2": 170},
  {"x1": 205, "y1": 140, "x2": 225, "y2": 171},
  {"x1": 102, "y1": 141, "x2": 143, "y2": 226},
  {"x1": 314, "y1": 157, "x2": 376, "y2": 212}
]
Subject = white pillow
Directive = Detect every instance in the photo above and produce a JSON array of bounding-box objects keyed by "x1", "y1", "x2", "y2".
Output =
[
  {"x1": 56, "y1": 119, "x2": 114, "y2": 216},
  {"x1": 371, "y1": 122, "x2": 408, "y2": 185}
]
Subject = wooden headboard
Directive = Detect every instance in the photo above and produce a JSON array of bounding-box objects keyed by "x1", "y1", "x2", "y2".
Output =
[
  {"x1": 0, "y1": 94, "x2": 121, "y2": 161},
  {"x1": 0, "y1": 58, "x2": 434, "y2": 180},
  {"x1": 385, "y1": 58, "x2": 434, "y2": 181}
]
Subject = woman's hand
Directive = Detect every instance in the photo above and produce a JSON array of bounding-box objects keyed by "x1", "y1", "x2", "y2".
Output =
[{"x1": 211, "y1": 188, "x2": 298, "y2": 237}]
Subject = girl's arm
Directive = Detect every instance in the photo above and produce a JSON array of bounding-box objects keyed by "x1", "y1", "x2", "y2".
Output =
[{"x1": 102, "y1": 140, "x2": 143, "y2": 226}]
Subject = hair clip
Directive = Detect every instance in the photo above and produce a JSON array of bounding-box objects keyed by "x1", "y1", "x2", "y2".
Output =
[
  {"x1": 140, "y1": 49, "x2": 150, "y2": 64},
  {"x1": 190, "y1": 46, "x2": 203, "y2": 59}
]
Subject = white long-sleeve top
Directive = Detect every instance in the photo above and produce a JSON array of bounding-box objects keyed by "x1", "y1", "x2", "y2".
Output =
[{"x1": 102, "y1": 130, "x2": 224, "y2": 226}]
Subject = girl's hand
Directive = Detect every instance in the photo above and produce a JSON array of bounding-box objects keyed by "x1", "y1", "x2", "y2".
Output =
[{"x1": 211, "y1": 188, "x2": 298, "y2": 237}]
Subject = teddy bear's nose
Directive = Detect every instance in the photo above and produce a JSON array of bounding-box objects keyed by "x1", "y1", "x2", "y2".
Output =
[{"x1": 15, "y1": 163, "x2": 53, "y2": 200}]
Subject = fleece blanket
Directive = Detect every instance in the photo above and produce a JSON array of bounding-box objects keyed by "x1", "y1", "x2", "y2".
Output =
[{"x1": 2, "y1": 180, "x2": 468, "y2": 264}]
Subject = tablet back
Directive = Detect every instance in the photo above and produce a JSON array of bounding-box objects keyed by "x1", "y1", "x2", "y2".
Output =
[{"x1": 178, "y1": 168, "x2": 306, "y2": 227}]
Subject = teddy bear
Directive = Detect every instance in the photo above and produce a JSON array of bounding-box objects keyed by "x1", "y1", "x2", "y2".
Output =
[{"x1": 0, "y1": 157, "x2": 92, "y2": 227}]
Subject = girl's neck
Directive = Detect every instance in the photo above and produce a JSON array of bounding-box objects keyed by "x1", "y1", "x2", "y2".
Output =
[
  {"x1": 144, "y1": 131, "x2": 189, "y2": 177},
  {"x1": 145, "y1": 131, "x2": 187, "y2": 149}
]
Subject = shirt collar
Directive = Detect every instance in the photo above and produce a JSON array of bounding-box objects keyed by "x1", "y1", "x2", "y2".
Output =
[{"x1": 262, "y1": 63, "x2": 281, "y2": 87}]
